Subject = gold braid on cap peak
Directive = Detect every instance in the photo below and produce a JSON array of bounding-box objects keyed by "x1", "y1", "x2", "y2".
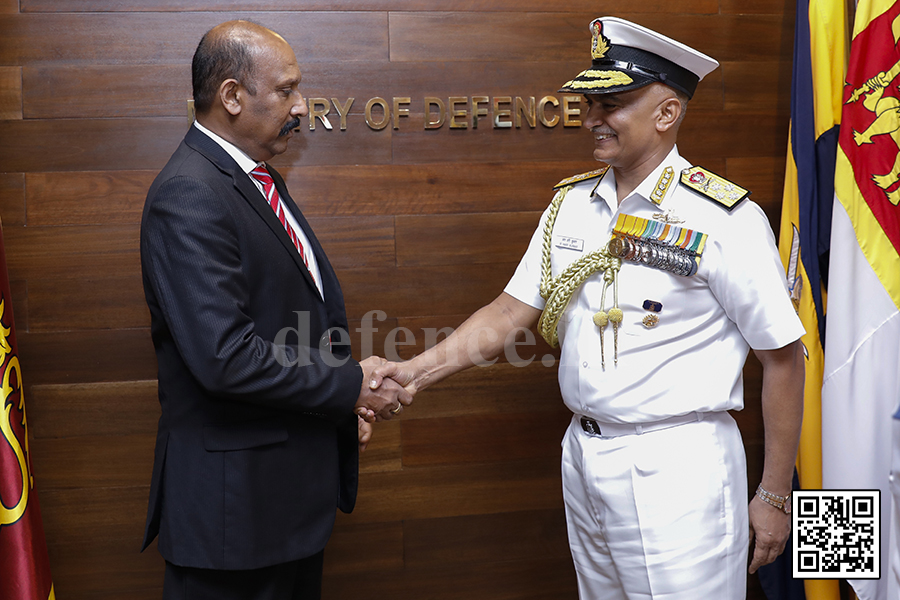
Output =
[{"x1": 538, "y1": 186, "x2": 622, "y2": 366}]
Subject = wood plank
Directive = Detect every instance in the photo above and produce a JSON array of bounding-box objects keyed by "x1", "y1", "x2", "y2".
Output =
[
  {"x1": 32, "y1": 432, "x2": 155, "y2": 489},
  {"x1": 17, "y1": 329, "x2": 157, "y2": 385},
  {"x1": 307, "y1": 216, "x2": 396, "y2": 269},
  {"x1": 39, "y1": 485, "x2": 149, "y2": 543},
  {"x1": 22, "y1": 161, "x2": 588, "y2": 225},
  {"x1": 325, "y1": 519, "x2": 404, "y2": 575},
  {"x1": 337, "y1": 262, "x2": 518, "y2": 320},
  {"x1": 677, "y1": 113, "x2": 789, "y2": 160},
  {"x1": 0, "y1": 12, "x2": 389, "y2": 65},
  {"x1": 48, "y1": 538, "x2": 163, "y2": 600},
  {"x1": 0, "y1": 172, "x2": 25, "y2": 227},
  {"x1": 723, "y1": 61, "x2": 792, "y2": 115},
  {"x1": 3, "y1": 224, "x2": 140, "y2": 281},
  {"x1": 22, "y1": 0, "x2": 718, "y2": 12},
  {"x1": 389, "y1": 13, "x2": 791, "y2": 63},
  {"x1": 6, "y1": 217, "x2": 392, "y2": 275},
  {"x1": 0, "y1": 117, "x2": 395, "y2": 172},
  {"x1": 280, "y1": 161, "x2": 593, "y2": 217},
  {"x1": 406, "y1": 362, "x2": 564, "y2": 420},
  {"x1": 26, "y1": 273, "x2": 148, "y2": 331},
  {"x1": 401, "y1": 410, "x2": 571, "y2": 467},
  {"x1": 24, "y1": 65, "x2": 193, "y2": 120},
  {"x1": 0, "y1": 0, "x2": 18, "y2": 12},
  {"x1": 8, "y1": 279, "x2": 27, "y2": 330},
  {"x1": 28, "y1": 380, "x2": 159, "y2": 439},
  {"x1": 720, "y1": 0, "x2": 792, "y2": 15},
  {"x1": 726, "y1": 156, "x2": 788, "y2": 224},
  {"x1": 392, "y1": 120, "x2": 593, "y2": 164},
  {"x1": 22, "y1": 63, "x2": 394, "y2": 120},
  {"x1": 396, "y1": 211, "x2": 538, "y2": 267},
  {"x1": 26, "y1": 171, "x2": 155, "y2": 226},
  {"x1": 323, "y1": 555, "x2": 577, "y2": 600},
  {"x1": 0, "y1": 118, "x2": 186, "y2": 172},
  {"x1": 348, "y1": 456, "x2": 564, "y2": 523},
  {"x1": 359, "y1": 419, "x2": 402, "y2": 474},
  {"x1": 0, "y1": 66, "x2": 22, "y2": 120},
  {"x1": 402, "y1": 508, "x2": 571, "y2": 567}
]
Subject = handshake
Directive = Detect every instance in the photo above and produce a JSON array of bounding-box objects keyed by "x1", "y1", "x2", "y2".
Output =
[{"x1": 354, "y1": 355, "x2": 419, "y2": 423}]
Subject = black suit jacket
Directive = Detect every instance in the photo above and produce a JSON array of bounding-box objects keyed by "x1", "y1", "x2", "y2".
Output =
[{"x1": 140, "y1": 125, "x2": 363, "y2": 570}]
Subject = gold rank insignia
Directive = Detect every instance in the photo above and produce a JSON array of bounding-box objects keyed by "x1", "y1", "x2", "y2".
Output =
[
  {"x1": 553, "y1": 166, "x2": 610, "y2": 190},
  {"x1": 680, "y1": 166, "x2": 750, "y2": 211}
]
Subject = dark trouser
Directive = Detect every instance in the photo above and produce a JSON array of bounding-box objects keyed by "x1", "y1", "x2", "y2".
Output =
[{"x1": 163, "y1": 551, "x2": 325, "y2": 600}]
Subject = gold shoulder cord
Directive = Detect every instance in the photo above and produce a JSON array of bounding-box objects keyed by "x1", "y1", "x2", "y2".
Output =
[{"x1": 537, "y1": 186, "x2": 622, "y2": 367}]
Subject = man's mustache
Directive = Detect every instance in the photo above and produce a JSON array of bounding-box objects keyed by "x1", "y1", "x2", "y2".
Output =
[{"x1": 279, "y1": 117, "x2": 301, "y2": 136}]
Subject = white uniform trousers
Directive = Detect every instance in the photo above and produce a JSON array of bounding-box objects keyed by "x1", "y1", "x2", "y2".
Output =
[{"x1": 561, "y1": 411, "x2": 749, "y2": 600}]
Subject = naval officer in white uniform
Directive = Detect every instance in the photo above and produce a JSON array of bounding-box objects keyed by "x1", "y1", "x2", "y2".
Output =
[{"x1": 371, "y1": 16, "x2": 805, "y2": 599}]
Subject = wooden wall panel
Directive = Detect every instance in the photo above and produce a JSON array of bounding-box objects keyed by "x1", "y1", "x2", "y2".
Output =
[
  {"x1": 17, "y1": 329, "x2": 157, "y2": 384},
  {"x1": 26, "y1": 171, "x2": 155, "y2": 225},
  {"x1": 22, "y1": 0, "x2": 719, "y2": 13},
  {"x1": 280, "y1": 161, "x2": 594, "y2": 217},
  {"x1": 1, "y1": 3, "x2": 795, "y2": 599},
  {"x1": 0, "y1": 13, "x2": 389, "y2": 65},
  {"x1": 396, "y1": 212, "x2": 538, "y2": 266},
  {"x1": 389, "y1": 13, "x2": 791, "y2": 63},
  {"x1": 0, "y1": 173, "x2": 25, "y2": 226},
  {"x1": 0, "y1": 65, "x2": 22, "y2": 120}
]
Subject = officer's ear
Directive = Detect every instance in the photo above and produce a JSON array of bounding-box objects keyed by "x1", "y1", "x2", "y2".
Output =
[{"x1": 656, "y1": 95, "x2": 682, "y2": 133}]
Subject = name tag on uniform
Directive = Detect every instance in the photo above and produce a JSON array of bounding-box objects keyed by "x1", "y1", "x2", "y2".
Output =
[{"x1": 555, "y1": 236, "x2": 584, "y2": 252}]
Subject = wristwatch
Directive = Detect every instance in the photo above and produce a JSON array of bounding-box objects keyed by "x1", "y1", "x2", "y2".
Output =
[{"x1": 756, "y1": 485, "x2": 791, "y2": 515}]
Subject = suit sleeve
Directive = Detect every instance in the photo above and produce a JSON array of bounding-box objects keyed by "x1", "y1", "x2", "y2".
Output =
[{"x1": 142, "y1": 175, "x2": 363, "y2": 417}]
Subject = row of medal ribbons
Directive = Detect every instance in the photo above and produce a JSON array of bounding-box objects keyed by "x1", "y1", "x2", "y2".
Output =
[{"x1": 607, "y1": 213, "x2": 708, "y2": 277}]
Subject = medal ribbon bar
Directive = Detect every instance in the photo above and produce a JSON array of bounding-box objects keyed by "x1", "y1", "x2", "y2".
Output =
[{"x1": 608, "y1": 213, "x2": 708, "y2": 276}]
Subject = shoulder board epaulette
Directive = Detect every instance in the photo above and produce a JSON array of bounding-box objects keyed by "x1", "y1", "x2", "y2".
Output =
[
  {"x1": 553, "y1": 166, "x2": 610, "y2": 190},
  {"x1": 680, "y1": 166, "x2": 750, "y2": 211}
]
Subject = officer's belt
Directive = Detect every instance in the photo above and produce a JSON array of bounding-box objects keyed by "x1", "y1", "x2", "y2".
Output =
[{"x1": 580, "y1": 411, "x2": 704, "y2": 438}]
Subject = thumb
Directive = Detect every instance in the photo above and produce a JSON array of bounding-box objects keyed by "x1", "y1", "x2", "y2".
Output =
[{"x1": 369, "y1": 361, "x2": 401, "y2": 389}]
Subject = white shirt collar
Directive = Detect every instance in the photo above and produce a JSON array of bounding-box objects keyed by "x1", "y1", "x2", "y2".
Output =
[
  {"x1": 193, "y1": 120, "x2": 261, "y2": 175},
  {"x1": 592, "y1": 145, "x2": 688, "y2": 209}
]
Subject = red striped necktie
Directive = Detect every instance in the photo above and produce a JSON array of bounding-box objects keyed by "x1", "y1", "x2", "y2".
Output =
[{"x1": 249, "y1": 165, "x2": 310, "y2": 269}]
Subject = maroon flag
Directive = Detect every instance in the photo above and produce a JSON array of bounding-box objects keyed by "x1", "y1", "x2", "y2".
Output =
[{"x1": 0, "y1": 222, "x2": 54, "y2": 600}]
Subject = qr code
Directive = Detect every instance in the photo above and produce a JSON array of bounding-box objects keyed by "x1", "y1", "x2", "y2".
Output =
[{"x1": 792, "y1": 490, "x2": 880, "y2": 579}]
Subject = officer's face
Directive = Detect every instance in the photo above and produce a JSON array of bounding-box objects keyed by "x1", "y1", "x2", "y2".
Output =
[{"x1": 582, "y1": 85, "x2": 673, "y2": 172}]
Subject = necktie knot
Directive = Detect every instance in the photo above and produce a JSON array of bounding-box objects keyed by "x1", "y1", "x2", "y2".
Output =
[
  {"x1": 250, "y1": 165, "x2": 274, "y2": 186},
  {"x1": 248, "y1": 165, "x2": 312, "y2": 273}
]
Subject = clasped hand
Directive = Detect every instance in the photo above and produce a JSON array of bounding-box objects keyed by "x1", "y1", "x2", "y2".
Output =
[{"x1": 354, "y1": 357, "x2": 418, "y2": 423}]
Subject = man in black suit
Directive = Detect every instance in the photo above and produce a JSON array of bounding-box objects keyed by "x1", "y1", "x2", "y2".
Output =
[{"x1": 140, "y1": 20, "x2": 411, "y2": 600}]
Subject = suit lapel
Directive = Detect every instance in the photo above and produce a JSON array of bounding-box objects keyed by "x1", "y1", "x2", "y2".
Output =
[
  {"x1": 268, "y1": 167, "x2": 344, "y2": 306},
  {"x1": 184, "y1": 126, "x2": 323, "y2": 299}
]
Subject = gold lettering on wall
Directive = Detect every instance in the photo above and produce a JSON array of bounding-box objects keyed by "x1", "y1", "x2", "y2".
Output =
[
  {"x1": 448, "y1": 97, "x2": 468, "y2": 129},
  {"x1": 365, "y1": 97, "x2": 390, "y2": 130},
  {"x1": 298, "y1": 95, "x2": 580, "y2": 131},
  {"x1": 562, "y1": 95, "x2": 582, "y2": 127},
  {"x1": 332, "y1": 97, "x2": 354, "y2": 131},
  {"x1": 538, "y1": 96, "x2": 560, "y2": 127},
  {"x1": 309, "y1": 98, "x2": 333, "y2": 131},
  {"x1": 471, "y1": 96, "x2": 489, "y2": 129},
  {"x1": 515, "y1": 97, "x2": 536, "y2": 128},
  {"x1": 392, "y1": 97, "x2": 411, "y2": 130},
  {"x1": 425, "y1": 97, "x2": 446, "y2": 129},
  {"x1": 493, "y1": 96, "x2": 512, "y2": 129}
]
